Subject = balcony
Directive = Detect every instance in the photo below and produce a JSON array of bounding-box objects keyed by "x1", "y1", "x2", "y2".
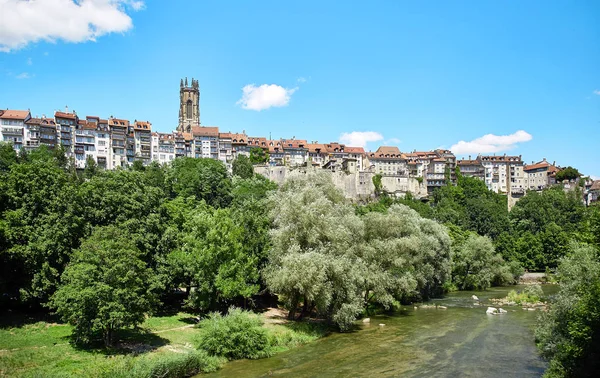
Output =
[{"x1": 2, "y1": 127, "x2": 23, "y2": 135}]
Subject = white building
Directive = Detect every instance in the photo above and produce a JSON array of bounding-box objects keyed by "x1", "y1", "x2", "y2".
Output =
[
  {"x1": 480, "y1": 155, "x2": 525, "y2": 193},
  {"x1": 1, "y1": 109, "x2": 30, "y2": 151}
]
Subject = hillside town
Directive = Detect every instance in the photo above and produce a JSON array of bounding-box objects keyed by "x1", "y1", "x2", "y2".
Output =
[{"x1": 1, "y1": 77, "x2": 598, "y2": 205}]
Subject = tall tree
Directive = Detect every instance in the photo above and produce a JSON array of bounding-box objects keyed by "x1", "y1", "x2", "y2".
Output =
[
  {"x1": 232, "y1": 154, "x2": 254, "y2": 179},
  {"x1": 51, "y1": 226, "x2": 157, "y2": 347}
]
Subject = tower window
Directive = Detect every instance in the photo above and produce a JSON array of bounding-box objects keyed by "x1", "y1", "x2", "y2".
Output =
[{"x1": 186, "y1": 100, "x2": 193, "y2": 120}]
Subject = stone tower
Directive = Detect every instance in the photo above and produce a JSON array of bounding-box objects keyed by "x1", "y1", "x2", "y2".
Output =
[{"x1": 177, "y1": 77, "x2": 200, "y2": 133}]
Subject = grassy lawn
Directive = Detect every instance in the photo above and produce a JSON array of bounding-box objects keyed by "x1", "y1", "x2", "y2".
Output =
[
  {"x1": 0, "y1": 309, "x2": 330, "y2": 378},
  {"x1": 0, "y1": 312, "x2": 205, "y2": 378}
]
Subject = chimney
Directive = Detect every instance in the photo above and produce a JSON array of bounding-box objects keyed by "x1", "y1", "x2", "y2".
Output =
[
  {"x1": 468, "y1": 155, "x2": 471, "y2": 160},
  {"x1": 553, "y1": 161, "x2": 556, "y2": 166},
  {"x1": 543, "y1": 157, "x2": 546, "y2": 162}
]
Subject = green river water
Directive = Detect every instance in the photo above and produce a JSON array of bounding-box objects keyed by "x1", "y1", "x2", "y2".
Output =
[{"x1": 203, "y1": 285, "x2": 558, "y2": 377}]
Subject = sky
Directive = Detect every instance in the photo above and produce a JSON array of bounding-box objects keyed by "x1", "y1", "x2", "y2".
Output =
[{"x1": 0, "y1": 0, "x2": 598, "y2": 178}]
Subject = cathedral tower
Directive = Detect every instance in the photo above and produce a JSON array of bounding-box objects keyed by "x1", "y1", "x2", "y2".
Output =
[{"x1": 177, "y1": 77, "x2": 200, "y2": 133}]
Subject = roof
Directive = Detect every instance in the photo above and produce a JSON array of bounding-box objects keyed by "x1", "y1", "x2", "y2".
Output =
[
  {"x1": 40, "y1": 118, "x2": 56, "y2": 126},
  {"x1": 432, "y1": 158, "x2": 446, "y2": 162},
  {"x1": 182, "y1": 132, "x2": 193, "y2": 141},
  {"x1": 248, "y1": 137, "x2": 267, "y2": 147},
  {"x1": 524, "y1": 160, "x2": 553, "y2": 171},
  {"x1": 306, "y1": 143, "x2": 327, "y2": 153},
  {"x1": 192, "y1": 126, "x2": 219, "y2": 137},
  {"x1": 0, "y1": 109, "x2": 30, "y2": 120},
  {"x1": 591, "y1": 180, "x2": 600, "y2": 191},
  {"x1": 344, "y1": 146, "x2": 365, "y2": 154},
  {"x1": 134, "y1": 121, "x2": 152, "y2": 131},
  {"x1": 219, "y1": 132, "x2": 233, "y2": 139},
  {"x1": 281, "y1": 139, "x2": 308, "y2": 149},
  {"x1": 369, "y1": 146, "x2": 404, "y2": 159},
  {"x1": 54, "y1": 111, "x2": 76, "y2": 120},
  {"x1": 480, "y1": 154, "x2": 522, "y2": 163},
  {"x1": 231, "y1": 133, "x2": 248, "y2": 144},
  {"x1": 108, "y1": 118, "x2": 130, "y2": 127},
  {"x1": 25, "y1": 117, "x2": 42, "y2": 125},
  {"x1": 457, "y1": 159, "x2": 483, "y2": 166},
  {"x1": 324, "y1": 142, "x2": 346, "y2": 153}
]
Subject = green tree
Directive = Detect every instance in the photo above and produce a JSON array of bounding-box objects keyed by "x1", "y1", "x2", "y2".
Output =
[
  {"x1": 372, "y1": 174, "x2": 383, "y2": 195},
  {"x1": 535, "y1": 243, "x2": 600, "y2": 377},
  {"x1": 51, "y1": 226, "x2": 156, "y2": 347},
  {"x1": 249, "y1": 147, "x2": 269, "y2": 164},
  {"x1": 232, "y1": 154, "x2": 254, "y2": 179},
  {"x1": 555, "y1": 166, "x2": 580, "y2": 182},
  {"x1": 166, "y1": 157, "x2": 232, "y2": 207},
  {"x1": 83, "y1": 155, "x2": 98, "y2": 179},
  {"x1": 0, "y1": 142, "x2": 18, "y2": 172}
]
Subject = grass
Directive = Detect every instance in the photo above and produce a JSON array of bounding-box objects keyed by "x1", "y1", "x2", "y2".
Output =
[
  {"x1": 0, "y1": 312, "x2": 211, "y2": 378},
  {"x1": 0, "y1": 310, "x2": 329, "y2": 378}
]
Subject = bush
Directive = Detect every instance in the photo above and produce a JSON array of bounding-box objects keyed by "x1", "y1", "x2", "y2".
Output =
[
  {"x1": 197, "y1": 308, "x2": 271, "y2": 360},
  {"x1": 99, "y1": 350, "x2": 223, "y2": 378},
  {"x1": 507, "y1": 284, "x2": 544, "y2": 305}
]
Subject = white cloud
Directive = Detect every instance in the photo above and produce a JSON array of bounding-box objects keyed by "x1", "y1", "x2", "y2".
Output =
[
  {"x1": 0, "y1": 0, "x2": 145, "y2": 52},
  {"x1": 339, "y1": 131, "x2": 384, "y2": 148},
  {"x1": 15, "y1": 72, "x2": 32, "y2": 79},
  {"x1": 236, "y1": 84, "x2": 298, "y2": 111},
  {"x1": 593, "y1": 89, "x2": 600, "y2": 96},
  {"x1": 297, "y1": 77, "x2": 307, "y2": 83},
  {"x1": 450, "y1": 130, "x2": 533, "y2": 155},
  {"x1": 384, "y1": 137, "x2": 402, "y2": 145}
]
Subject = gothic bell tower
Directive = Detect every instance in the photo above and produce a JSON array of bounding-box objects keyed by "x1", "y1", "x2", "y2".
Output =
[{"x1": 177, "y1": 77, "x2": 200, "y2": 133}]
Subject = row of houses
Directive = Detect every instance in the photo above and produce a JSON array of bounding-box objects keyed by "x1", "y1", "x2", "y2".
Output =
[
  {"x1": 456, "y1": 154, "x2": 564, "y2": 192},
  {"x1": 1, "y1": 106, "x2": 592, "y2": 198}
]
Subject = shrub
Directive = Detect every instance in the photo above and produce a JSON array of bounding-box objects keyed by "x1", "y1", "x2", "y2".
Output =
[
  {"x1": 507, "y1": 284, "x2": 544, "y2": 304},
  {"x1": 197, "y1": 308, "x2": 271, "y2": 360}
]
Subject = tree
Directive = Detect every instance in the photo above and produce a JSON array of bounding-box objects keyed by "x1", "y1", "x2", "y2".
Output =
[
  {"x1": 51, "y1": 226, "x2": 156, "y2": 347},
  {"x1": 232, "y1": 155, "x2": 254, "y2": 179},
  {"x1": 167, "y1": 202, "x2": 259, "y2": 311},
  {"x1": 249, "y1": 147, "x2": 269, "y2": 164},
  {"x1": 0, "y1": 142, "x2": 18, "y2": 172},
  {"x1": 84, "y1": 155, "x2": 98, "y2": 179},
  {"x1": 535, "y1": 243, "x2": 600, "y2": 377},
  {"x1": 451, "y1": 234, "x2": 515, "y2": 290},
  {"x1": 166, "y1": 157, "x2": 232, "y2": 207},
  {"x1": 555, "y1": 166, "x2": 580, "y2": 182},
  {"x1": 372, "y1": 174, "x2": 383, "y2": 195}
]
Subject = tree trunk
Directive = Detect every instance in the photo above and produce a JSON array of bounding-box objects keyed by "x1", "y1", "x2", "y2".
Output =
[
  {"x1": 288, "y1": 294, "x2": 299, "y2": 320},
  {"x1": 103, "y1": 327, "x2": 113, "y2": 348}
]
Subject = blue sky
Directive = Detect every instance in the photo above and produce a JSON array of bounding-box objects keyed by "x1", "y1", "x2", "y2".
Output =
[{"x1": 1, "y1": 0, "x2": 599, "y2": 177}]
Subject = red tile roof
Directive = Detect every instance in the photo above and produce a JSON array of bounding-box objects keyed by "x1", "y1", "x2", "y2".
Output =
[
  {"x1": 54, "y1": 111, "x2": 76, "y2": 120},
  {"x1": 134, "y1": 121, "x2": 152, "y2": 131},
  {"x1": 1, "y1": 109, "x2": 30, "y2": 120}
]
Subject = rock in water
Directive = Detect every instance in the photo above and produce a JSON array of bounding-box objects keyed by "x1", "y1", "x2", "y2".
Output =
[
  {"x1": 438, "y1": 306, "x2": 447, "y2": 310},
  {"x1": 472, "y1": 295, "x2": 479, "y2": 301},
  {"x1": 498, "y1": 308, "x2": 507, "y2": 314},
  {"x1": 486, "y1": 307, "x2": 498, "y2": 315},
  {"x1": 362, "y1": 318, "x2": 371, "y2": 323},
  {"x1": 379, "y1": 323, "x2": 385, "y2": 327}
]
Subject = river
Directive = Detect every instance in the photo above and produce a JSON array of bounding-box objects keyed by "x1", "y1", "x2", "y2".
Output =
[{"x1": 203, "y1": 285, "x2": 557, "y2": 377}]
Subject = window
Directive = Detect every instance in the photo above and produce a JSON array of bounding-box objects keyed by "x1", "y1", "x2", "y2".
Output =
[{"x1": 186, "y1": 100, "x2": 193, "y2": 119}]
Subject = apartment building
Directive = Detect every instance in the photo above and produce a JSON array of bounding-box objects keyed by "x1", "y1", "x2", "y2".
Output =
[
  {"x1": 23, "y1": 117, "x2": 41, "y2": 150},
  {"x1": 280, "y1": 139, "x2": 308, "y2": 167},
  {"x1": 1, "y1": 109, "x2": 31, "y2": 151},
  {"x1": 480, "y1": 154, "x2": 525, "y2": 193},
  {"x1": 54, "y1": 110, "x2": 77, "y2": 155},
  {"x1": 457, "y1": 156, "x2": 485, "y2": 179},
  {"x1": 192, "y1": 126, "x2": 219, "y2": 159},
  {"x1": 108, "y1": 117, "x2": 129, "y2": 168},
  {"x1": 151, "y1": 132, "x2": 176, "y2": 164},
  {"x1": 218, "y1": 132, "x2": 233, "y2": 163},
  {"x1": 133, "y1": 121, "x2": 152, "y2": 164},
  {"x1": 39, "y1": 117, "x2": 58, "y2": 149},
  {"x1": 367, "y1": 146, "x2": 407, "y2": 176},
  {"x1": 524, "y1": 158, "x2": 560, "y2": 190}
]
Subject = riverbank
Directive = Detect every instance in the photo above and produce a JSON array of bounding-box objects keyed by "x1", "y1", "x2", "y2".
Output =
[
  {"x1": 0, "y1": 308, "x2": 328, "y2": 377},
  {"x1": 204, "y1": 285, "x2": 557, "y2": 377}
]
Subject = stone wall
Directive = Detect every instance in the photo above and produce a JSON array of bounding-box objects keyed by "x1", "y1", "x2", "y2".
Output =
[{"x1": 254, "y1": 165, "x2": 428, "y2": 200}]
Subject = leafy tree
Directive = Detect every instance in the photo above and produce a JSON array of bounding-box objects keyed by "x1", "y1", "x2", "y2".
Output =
[
  {"x1": 51, "y1": 226, "x2": 156, "y2": 347},
  {"x1": 84, "y1": 155, "x2": 98, "y2": 179},
  {"x1": 372, "y1": 174, "x2": 383, "y2": 195},
  {"x1": 249, "y1": 147, "x2": 269, "y2": 164},
  {"x1": 536, "y1": 243, "x2": 600, "y2": 377},
  {"x1": 232, "y1": 154, "x2": 254, "y2": 179},
  {"x1": 132, "y1": 159, "x2": 145, "y2": 172},
  {"x1": 1, "y1": 158, "x2": 84, "y2": 305},
  {"x1": 166, "y1": 157, "x2": 232, "y2": 207},
  {"x1": 167, "y1": 203, "x2": 259, "y2": 311},
  {"x1": 452, "y1": 234, "x2": 515, "y2": 290},
  {"x1": 0, "y1": 142, "x2": 18, "y2": 172},
  {"x1": 555, "y1": 166, "x2": 580, "y2": 182}
]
